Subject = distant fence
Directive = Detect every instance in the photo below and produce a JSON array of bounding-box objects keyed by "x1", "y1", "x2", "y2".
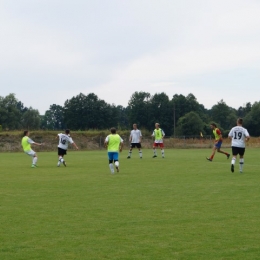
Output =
[{"x1": 1, "y1": 134, "x2": 260, "y2": 152}]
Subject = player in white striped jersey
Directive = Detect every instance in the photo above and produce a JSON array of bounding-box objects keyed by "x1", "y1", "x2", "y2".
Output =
[
  {"x1": 57, "y1": 129, "x2": 78, "y2": 167},
  {"x1": 228, "y1": 118, "x2": 250, "y2": 173}
]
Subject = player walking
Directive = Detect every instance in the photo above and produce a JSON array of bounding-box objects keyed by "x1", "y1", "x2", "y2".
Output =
[{"x1": 228, "y1": 118, "x2": 250, "y2": 173}]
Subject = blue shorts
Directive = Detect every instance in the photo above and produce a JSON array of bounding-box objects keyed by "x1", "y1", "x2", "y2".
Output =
[
  {"x1": 108, "y1": 152, "x2": 119, "y2": 161},
  {"x1": 215, "y1": 141, "x2": 222, "y2": 149}
]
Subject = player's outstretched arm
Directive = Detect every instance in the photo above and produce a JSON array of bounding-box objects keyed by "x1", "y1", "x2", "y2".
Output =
[
  {"x1": 73, "y1": 143, "x2": 79, "y2": 150},
  {"x1": 33, "y1": 142, "x2": 44, "y2": 146}
]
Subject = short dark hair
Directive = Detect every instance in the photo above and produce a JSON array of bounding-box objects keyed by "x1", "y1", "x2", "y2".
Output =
[
  {"x1": 110, "y1": 127, "x2": 116, "y2": 134},
  {"x1": 23, "y1": 130, "x2": 28, "y2": 136},
  {"x1": 210, "y1": 123, "x2": 217, "y2": 127},
  {"x1": 237, "y1": 118, "x2": 243, "y2": 124},
  {"x1": 65, "y1": 129, "x2": 70, "y2": 134}
]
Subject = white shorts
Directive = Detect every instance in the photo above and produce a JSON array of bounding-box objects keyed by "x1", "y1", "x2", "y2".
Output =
[{"x1": 24, "y1": 150, "x2": 36, "y2": 157}]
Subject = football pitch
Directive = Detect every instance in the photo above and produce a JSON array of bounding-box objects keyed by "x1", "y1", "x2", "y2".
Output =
[{"x1": 1, "y1": 148, "x2": 260, "y2": 260}]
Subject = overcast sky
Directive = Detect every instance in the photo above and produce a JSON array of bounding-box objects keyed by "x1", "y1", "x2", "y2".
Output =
[{"x1": 1, "y1": 0, "x2": 260, "y2": 114}]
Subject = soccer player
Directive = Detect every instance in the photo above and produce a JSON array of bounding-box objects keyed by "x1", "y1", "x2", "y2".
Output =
[
  {"x1": 104, "y1": 127, "x2": 123, "y2": 174},
  {"x1": 228, "y1": 118, "x2": 250, "y2": 173},
  {"x1": 206, "y1": 123, "x2": 230, "y2": 161},
  {"x1": 21, "y1": 130, "x2": 43, "y2": 168},
  {"x1": 151, "y1": 123, "x2": 165, "y2": 158},
  {"x1": 57, "y1": 129, "x2": 78, "y2": 167},
  {"x1": 127, "y1": 123, "x2": 142, "y2": 159}
]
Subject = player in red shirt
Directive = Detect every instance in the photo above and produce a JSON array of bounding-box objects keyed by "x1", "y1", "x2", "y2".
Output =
[{"x1": 206, "y1": 123, "x2": 230, "y2": 162}]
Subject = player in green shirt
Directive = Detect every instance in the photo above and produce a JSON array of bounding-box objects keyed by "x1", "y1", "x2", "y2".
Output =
[
  {"x1": 21, "y1": 130, "x2": 44, "y2": 167},
  {"x1": 104, "y1": 127, "x2": 123, "y2": 174},
  {"x1": 152, "y1": 123, "x2": 165, "y2": 158}
]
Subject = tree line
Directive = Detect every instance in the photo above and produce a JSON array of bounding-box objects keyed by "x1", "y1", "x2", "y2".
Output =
[{"x1": 0, "y1": 92, "x2": 259, "y2": 136}]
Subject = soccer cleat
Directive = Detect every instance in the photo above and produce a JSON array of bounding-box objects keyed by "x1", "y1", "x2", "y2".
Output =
[
  {"x1": 227, "y1": 154, "x2": 230, "y2": 159},
  {"x1": 140, "y1": 157, "x2": 142, "y2": 159},
  {"x1": 31, "y1": 164, "x2": 36, "y2": 168},
  {"x1": 206, "y1": 157, "x2": 212, "y2": 162},
  {"x1": 231, "y1": 164, "x2": 234, "y2": 172},
  {"x1": 116, "y1": 166, "x2": 119, "y2": 172},
  {"x1": 63, "y1": 161, "x2": 67, "y2": 167},
  {"x1": 153, "y1": 155, "x2": 157, "y2": 158},
  {"x1": 127, "y1": 156, "x2": 131, "y2": 159}
]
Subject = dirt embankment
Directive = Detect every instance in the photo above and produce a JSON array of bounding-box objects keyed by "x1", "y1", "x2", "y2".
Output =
[
  {"x1": 1, "y1": 131, "x2": 259, "y2": 152},
  {"x1": 0, "y1": 131, "x2": 151, "y2": 152}
]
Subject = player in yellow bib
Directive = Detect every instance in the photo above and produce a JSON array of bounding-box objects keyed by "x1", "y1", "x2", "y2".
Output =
[
  {"x1": 151, "y1": 123, "x2": 165, "y2": 158},
  {"x1": 206, "y1": 123, "x2": 230, "y2": 162},
  {"x1": 21, "y1": 130, "x2": 44, "y2": 167},
  {"x1": 104, "y1": 127, "x2": 123, "y2": 174}
]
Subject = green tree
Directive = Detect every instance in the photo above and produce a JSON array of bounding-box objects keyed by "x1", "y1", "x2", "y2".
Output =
[
  {"x1": 210, "y1": 100, "x2": 237, "y2": 130},
  {"x1": 42, "y1": 104, "x2": 65, "y2": 130},
  {"x1": 115, "y1": 105, "x2": 128, "y2": 129},
  {"x1": 21, "y1": 108, "x2": 41, "y2": 130},
  {"x1": 244, "y1": 101, "x2": 260, "y2": 136},
  {"x1": 127, "y1": 91, "x2": 151, "y2": 129},
  {"x1": 170, "y1": 93, "x2": 209, "y2": 136},
  {"x1": 175, "y1": 111, "x2": 205, "y2": 136},
  {"x1": 64, "y1": 93, "x2": 115, "y2": 130},
  {"x1": 237, "y1": 102, "x2": 252, "y2": 117},
  {"x1": 149, "y1": 93, "x2": 172, "y2": 134},
  {"x1": 0, "y1": 93, "x2": 22, "y2": 130}
]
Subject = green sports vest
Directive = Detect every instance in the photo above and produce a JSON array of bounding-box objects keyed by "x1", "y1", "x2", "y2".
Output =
[
  {"x1": 107, "y1": 134, "x2": 121, "y2": 152},
  {"x1": 154, "y1": 128, "x2": 163, "y2": 140},
  {"x1": 21, "y1": 136, "x2": 31, "y2": 151},
  {"x1": 213, "y1": 128, "x2": 221, "y2": 140}
]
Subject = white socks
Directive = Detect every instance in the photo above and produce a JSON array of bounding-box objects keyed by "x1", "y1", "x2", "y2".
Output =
[
  {"x1": 231, "y1": 157, "x2": 244, "y2": 173},
  {"x1": 231, "y1": 157, "x2": 236, "y2": 165},
  {"x1": 33, "y1": 157, "x2": 38, "y2": 165},
  {"x1": 161, "y1": 149, "x2": 165, "y2": 158},
  {"x1": 239, "y1": 158, "x2": 244, "y2": 172},
  {"x1": 109, "y1": 162, "x2": 119, "y2": 174},
  {"x1": 109, "y1": 163, "x2": 114, "y2": 173}
]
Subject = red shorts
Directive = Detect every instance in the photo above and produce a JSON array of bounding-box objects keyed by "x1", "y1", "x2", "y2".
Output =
[{"x1": 153, "y1": 142, "x2": 164, "y2": 148}]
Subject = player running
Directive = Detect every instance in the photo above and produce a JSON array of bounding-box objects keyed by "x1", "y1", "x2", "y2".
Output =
[
  {"x1": 104, "y1": 127, "x2": 123, "y2": 174},
  {"x1": 57, "y1": 129, "x2": 78, "y2": 167},
  {"x1": 228, "y1": 118, "x2": 250, "y2": 173},
  {"x1": 206, "y1": 123, "x2": 230, "y2": 162}
]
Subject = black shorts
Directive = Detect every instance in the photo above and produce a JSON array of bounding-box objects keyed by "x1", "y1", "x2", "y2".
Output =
[
  {"x1": 58, "y1": 147, "x2": 67, "y2": 156},
  {"x1": 232, "y1": 146, "x2": 245, "y2": 156},
  {"x1": 130, "y1": 143, "x2": 142, "y2": 149}
]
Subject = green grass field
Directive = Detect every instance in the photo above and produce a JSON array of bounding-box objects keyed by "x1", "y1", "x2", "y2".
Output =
[{"x1": 1, "y1": 148, "x2": 260, "y2": 260}]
